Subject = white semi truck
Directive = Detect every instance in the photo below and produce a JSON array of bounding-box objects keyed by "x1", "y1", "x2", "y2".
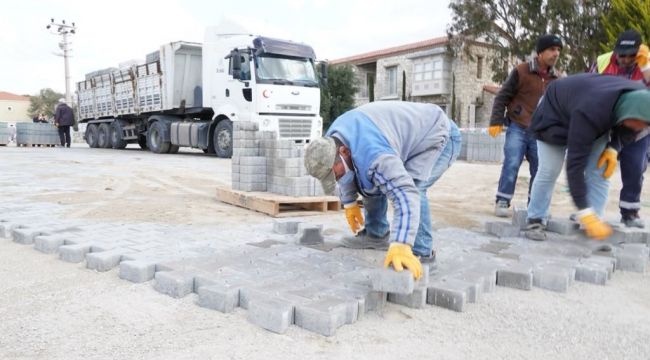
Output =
[{"x1": 76, "y1": 26, "x2": 325, "y2": 157}]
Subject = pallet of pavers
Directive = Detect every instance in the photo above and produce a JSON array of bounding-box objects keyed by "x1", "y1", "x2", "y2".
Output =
[
  {"x1": 216, "y1": 187, "x2": 340, "y2": 217},
  {"x1": 0, "y1": 122, "x2": 9, "y2": 146},
  {"x1": 16, "y1": 122, "x2": 60, "y2": 147},
  {"x1": 2, "y1": 206, "x2": 649, "y2": 337}
]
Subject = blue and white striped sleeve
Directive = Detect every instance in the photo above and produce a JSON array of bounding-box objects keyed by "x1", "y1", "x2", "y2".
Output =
[{"x1": 370, "y1": 154, "x2": 420, "y2": 246}]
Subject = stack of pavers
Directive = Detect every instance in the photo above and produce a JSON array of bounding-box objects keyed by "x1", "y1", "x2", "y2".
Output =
[
  {"x1": 231, "y1": 121, "x2": 266, "y2": 192},
  {"x1": 231, "y1": 121, "x2": 324, "y2": 196},
  {"x1": 458, "y1": 128, "x2": 505, "y2": 162},
  {"x1": 16, "y1": 123, "x2": 59, "y2": 147},
  {"x1": 0, "y1": 122, "x2": 9, "y2": 145}
]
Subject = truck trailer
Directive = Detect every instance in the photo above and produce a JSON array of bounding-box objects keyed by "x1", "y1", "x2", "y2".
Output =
[{"x1": 76, "y1": 27, "x2": 325, "y2": 157}]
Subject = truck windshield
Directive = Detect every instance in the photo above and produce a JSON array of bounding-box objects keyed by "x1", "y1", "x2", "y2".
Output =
[{"x1": 255, "y1": 55, "x2": 318, "y2": 87}]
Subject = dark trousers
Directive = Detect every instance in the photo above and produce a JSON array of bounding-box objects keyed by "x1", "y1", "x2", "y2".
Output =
[
  {"x1": 58, "y1": 125, "x2": 71, "y2": 147},
  {"x1": 619, "y1": 134, "x2": 650, "y2": 217}
]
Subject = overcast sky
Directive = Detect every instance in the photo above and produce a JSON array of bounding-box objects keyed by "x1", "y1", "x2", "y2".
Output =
[{"x1": 1, "y1": 0, "x2": 451, "y2": 96}]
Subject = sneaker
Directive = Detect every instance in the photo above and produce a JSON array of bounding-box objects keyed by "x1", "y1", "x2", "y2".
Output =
[
  {"x1": 341, "y1": 229, "x2": 390, "y2": 250},
  {"x1": 495, "y1": 200, "x2": 510, "y2": 218},
  {"x1": 524, "y1": 221, "x2": 546, "y2": 241},
  {"x1": 622, "y1": 214, "x2": 645, "y2": 228}
]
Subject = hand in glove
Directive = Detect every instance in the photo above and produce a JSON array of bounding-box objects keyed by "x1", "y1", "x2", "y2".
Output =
[
  {"x1": 383, "y1": 243, "x2": 423, "y2": 280},
  {"x1": 597, "y1": 147, "x2": 618, "y2": 179},
  {"x1": 488, "y1": 125, "x2": 503, "y2": 138},
  {"x1": 344, "y1": 203, "x2": 364, "y2": 234},
  {"x1": 577, "y1": 208, "x2": 612, "y2": 240}
]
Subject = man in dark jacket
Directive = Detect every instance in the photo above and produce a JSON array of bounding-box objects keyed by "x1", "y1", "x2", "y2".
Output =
[
  {"x1": 54, "y1": 98, "x2": 74, "y2": 147},
  {"x1": 590, "y1": 29, "x2": 650, "y2": 228},
  {"x1": 488, "y1": 34, "x2": 562, "y2": 217},
  {"x1": 525, "y1": 74, "x2": 650, "y2": 241}
]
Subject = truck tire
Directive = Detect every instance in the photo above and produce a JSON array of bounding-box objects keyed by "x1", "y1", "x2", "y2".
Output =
[
  {"x1": 97, "y1": 123, "x2": 112, "y2": 148},
  {"x1": 168, "y1": 144, "x2": 179, "y2": 154},
  {"x1": 86, "y1": 124, "x2": 99, "y2": 148},
  {"x1": 147, "y1": 121, "x2": 170, "y2": 154},
  {"x1": 138, "y1": 135, "x2": 148, "y2": 150},
  {"x1": 110, "y1": 121, "x2": 128, "y2": 149},
  {"x1": 213, "y1": 120, "x2": 233, "y2": 158}
]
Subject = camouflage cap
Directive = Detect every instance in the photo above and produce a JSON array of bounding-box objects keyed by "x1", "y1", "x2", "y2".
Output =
[{"x1": 304, "y1": 137, "x2": 337, "y2": 195}]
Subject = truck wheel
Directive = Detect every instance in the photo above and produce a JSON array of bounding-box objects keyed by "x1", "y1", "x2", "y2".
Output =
[
  {"x1": 86, "y1": 124, "x2": 99, "y2": 148},
  {"x1": 147, "y1": 121, "x2": 170, "y2": 154},
  {"x1": 97, "y1": 123, "x2": 112, "y2": 148},
  {"x1": 138, "y1": 135, "x2": 148, "y2": 150},
  {"x1": 110, "y1": 121, "x2": 127, "y2": 149},
  {"x1": 168, "y1": 144, "x2": 179, "y2": 154},
  {"x1": 213, "y1": 120, "x2": 233, "y2": 158}
]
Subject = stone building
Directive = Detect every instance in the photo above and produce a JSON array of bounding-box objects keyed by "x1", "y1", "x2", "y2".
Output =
[
  {"x1": 330, "y1": 37, "x2": 502, "y2": 128},
  {"x1": 0, "y1": 91, "x2": 30, "y2": 123}
]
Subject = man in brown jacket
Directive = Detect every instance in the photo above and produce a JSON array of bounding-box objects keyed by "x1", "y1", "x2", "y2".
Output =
[{"x1": 488, "y1": 34, "x2": 563, "y2": 217}]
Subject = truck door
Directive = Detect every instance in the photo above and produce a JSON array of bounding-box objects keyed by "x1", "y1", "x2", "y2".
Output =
[{"x1": 227, "y1": 50, "x2": 253, "y2": 122}]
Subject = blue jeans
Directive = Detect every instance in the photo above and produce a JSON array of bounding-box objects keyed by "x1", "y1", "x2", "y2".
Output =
[
  {"x1": 619, "y1": 134, "x2": 650, "y2": 216},
  {"x1": 527, "y1": 136, "x2": 610, "y2": 222},
  {"x1": 496, "y1": 122, "x2": 538, "y2": 204},
  {"x1": 363, "y1": 121, "x2": 462, "y2": 257}
]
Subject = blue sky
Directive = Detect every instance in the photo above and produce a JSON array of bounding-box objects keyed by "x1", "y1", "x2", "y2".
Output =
[{"x1": 0, "y1": 0, "x2": 451, "y2": 96}]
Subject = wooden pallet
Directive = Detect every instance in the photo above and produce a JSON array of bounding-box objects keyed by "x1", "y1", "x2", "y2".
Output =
[{"x1": 216, "y1": 187, "x2": 341, "y2": 217}]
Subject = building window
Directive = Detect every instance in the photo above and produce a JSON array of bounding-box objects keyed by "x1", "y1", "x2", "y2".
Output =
[
  {"x1": 386, "y1": 66, "x2": 397, "y2": 96},
  {"x1": 477, "y1": 56, "x2": 484, "y2": 79},
  {"x1": 412, "y1": 56, "x2": 451, "y2": 96}
]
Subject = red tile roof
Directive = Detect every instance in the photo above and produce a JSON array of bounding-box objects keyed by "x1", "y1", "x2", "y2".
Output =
[
  {"x1": 0, "y1": 91, "x2": 30, "y2": 101},
  {"x1": 330, "y1": 36, "x2": 449, "y2": 65},
  {"x1": 483, "y1": 84, "x2": 500, "y2": 95}
]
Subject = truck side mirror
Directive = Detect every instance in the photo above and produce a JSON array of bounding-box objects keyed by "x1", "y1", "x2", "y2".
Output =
[
  {"x1": 230, "y1": 49, "x2": 241, "y2": 80},
  {"x1": 319, "y1": 61, "x2": 328, "y2": 87}
]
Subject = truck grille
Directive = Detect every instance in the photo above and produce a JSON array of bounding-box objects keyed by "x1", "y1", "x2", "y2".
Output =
[{"x1": 278, "y1": 118, "x2": 312, "y2": 139}]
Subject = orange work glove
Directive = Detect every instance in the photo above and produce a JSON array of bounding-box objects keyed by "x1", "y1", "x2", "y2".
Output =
[
  {"x1": 597, "y1": 147, "x2": 618, "y2": 179},
  {"x1": 577, "y1": 208, "x2": 612, "y2": 240},
  {"x1": 383, "y1": 243, "x2": 423, "y2": 280},
  {"x1": 488, "y1": 125, "x2": 503, "y2": 138},
  {"x1": 344, "y1": 203, "x2": 364, "y2": 234}
]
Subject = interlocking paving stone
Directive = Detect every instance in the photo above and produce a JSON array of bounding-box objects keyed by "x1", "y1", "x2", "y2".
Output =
[
  {"x1": 371, "y1": 268, "x2": 415, "y2": 294},
  {"x1": 1, "y1": 206, "x2": 649, "y2": 337},
  {"x1": 497, "y1": 263, "x2": 534, "y2": 290}
]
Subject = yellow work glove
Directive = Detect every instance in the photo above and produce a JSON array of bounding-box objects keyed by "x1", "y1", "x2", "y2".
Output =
[
  {"x1": 577, "y1": 208, "x2": 612, "y2": 240},
  {"x1": 383, "y1": 243, "x2": 423, "y2": 280},
  {"x1": 597, "y1": 147, "x2": 618, "y2": 179},
  {"x1": 636, "y1": 44, "x2": 649, "y2": 70},
  {"x1": 344, "y1": 203, "x2": 364, "y2": 234},
  {"x1": 488, "y1": 125, "x2": 503, "y2": 138}
]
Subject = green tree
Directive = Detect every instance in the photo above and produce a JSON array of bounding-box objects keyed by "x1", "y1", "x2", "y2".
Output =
[
  {"x1": 320, "y1": 64, "x2": 358, "y2": 131},
  {"x1": 600, "y1": 0, "x2": 650, "y2": 51},
  {"x1": 28, "y1": 88, "x2": 64, "y2": 119},
  {"x1": 448, "y1": 0, "x2": 610, "y2": 81}
]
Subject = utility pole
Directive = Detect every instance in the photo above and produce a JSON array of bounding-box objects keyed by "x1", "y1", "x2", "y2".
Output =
[{"x1": 46, "y1": 18, "x2": 77, "y2": 105}]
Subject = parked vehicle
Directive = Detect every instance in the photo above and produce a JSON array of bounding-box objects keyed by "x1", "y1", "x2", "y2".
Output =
[{"x1": 76, "y1": 25, "x2": 325, "y2": 157}]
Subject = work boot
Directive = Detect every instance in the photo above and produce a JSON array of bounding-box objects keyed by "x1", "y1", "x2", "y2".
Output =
[
  {"x1": 418, "y1": 250, "x2": 437, "y2": 273},
  {"x1": 341, "y1": 229, "x2": 389, "y2": 250},
  {"x1": 524, "y1": 220, "x2": 546, "y2": 241},
  {"x1": 622, "y1": 213, "x2": 645, "y2": 228},
  {"x1": 495, "y1": 200, "x2": 510, "y2": 218}
]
